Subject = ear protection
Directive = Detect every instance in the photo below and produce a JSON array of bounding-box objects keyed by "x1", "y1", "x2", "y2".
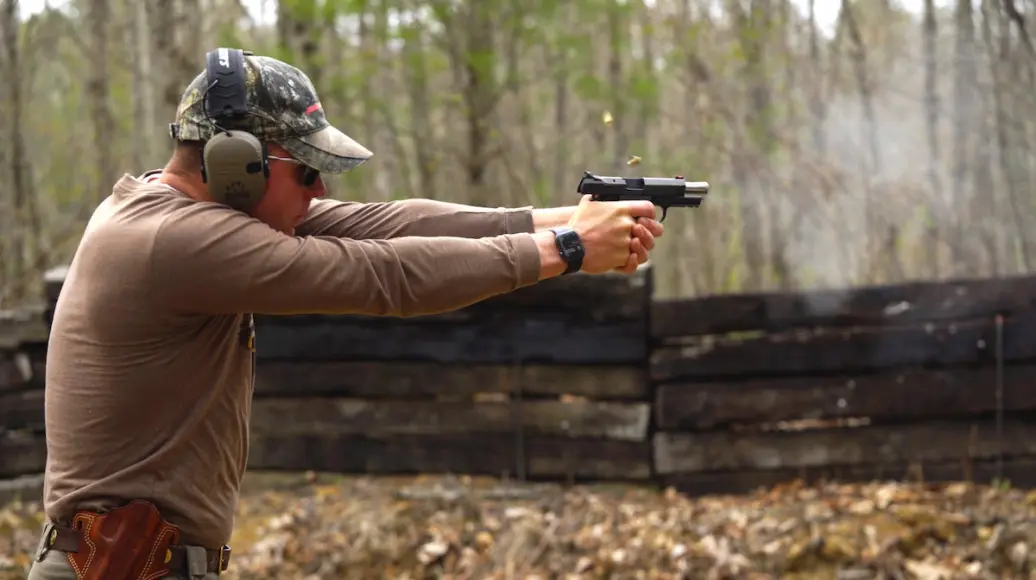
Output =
[{"x1": 199, "y1": 47, "x2": 269, "y2": 212}]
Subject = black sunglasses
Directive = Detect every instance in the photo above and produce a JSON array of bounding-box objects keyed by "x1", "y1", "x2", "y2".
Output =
[{"x1": 268, "y1": 155, "x2": 320, "y2": 187}]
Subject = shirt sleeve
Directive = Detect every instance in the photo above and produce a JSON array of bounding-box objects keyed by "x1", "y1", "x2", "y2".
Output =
[
  {"x1": 295, "y1": 198, "x2": 535, "y2": 239},
  {"x1": 147, "y1": 204, "x2": 542, "y2": 317}
]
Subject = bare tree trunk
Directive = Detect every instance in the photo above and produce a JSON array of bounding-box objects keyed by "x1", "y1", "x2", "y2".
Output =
[
  {"x1": 507, "y1": 0, "x2": 540, "y2": 204},
  {"x1": 350, "y1": 0, "x2": 392, "y2": 201},
  {"x1": 401, "y1": 0, "x2": 437, "y2": 200},
  {"x1": 131, "y1": 0, "x2": 156, "y2": 170},
  {"x1": 676, "y1": 0, "x2": 713, "y2": 296},
  {"x1": 923, "y1": 0, "x2": 944, "y2": 278},
  {"x1": 1001, "y1": 0, "x2": 1035, "y2": 56},
  {"x1": 149, "y1": 0, "x2": 181, "y2": 128},
  {"x1": 460, "y1": 3, "x2": 496, "y2": 200},
  {"x1": 355, "y1": 0, "x2": 377, "y2": 184},
  {"x1": 951, "y1": 0, "x2": 976, "y2": 275},
  {"x1": 434, "y1": 0, "x2": 515, "y2": 203},
  {"x1": 176, "y1": 0, "x2": 201, "y2": 87},
  {"x1": 635, "y1": 0, "x2": 656, "y2": 161},
  {"x1": 0, "y1": 0, "x2": 29, "y2": 303},
  {"x1": 973, "y1": 21, "x2": 998, "y2": 276},
  {"x1": 373, "y1": 0, "x2": 414, "y2": 200},
  {"x1": 87, "y1": 0, "x2": 116, "y2": 205},
  {"x1": 990, "y1": 0, "x2": 1032, "y2": 271},
  {"x1": 279, "y1": 0, "x2": 321, "y2": 85},
  {"x1": 607, "y1": 0, "x2": 628, "y2": 172},
  {"x1": 730, "y1": 0, "x2": 771, "y2": 292},
  {"x1": 842, "y1": 0, "x2": 900, "y2": 282},
  {"x1": 549, "y1": 4, "x2": 572, "y2": 207},
  {"x1": 0, "y1": 0, "x2": 8, "y2": 299},
  {"x1": 807, "y1": 0, "x2": 826, "y2": 154}
]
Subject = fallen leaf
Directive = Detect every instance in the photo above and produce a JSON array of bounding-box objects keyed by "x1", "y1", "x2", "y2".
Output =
[{"x1": 0, "y1": 473, "x2": 1033, "y2": 579}]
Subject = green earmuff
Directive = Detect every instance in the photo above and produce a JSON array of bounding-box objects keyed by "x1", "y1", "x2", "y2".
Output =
[
  {"x1": 199, "y1": 47, "x2": 268, "y2": 213},
  {"x1": 202, "y1": 130, "x2": 269, "y2": 212}
]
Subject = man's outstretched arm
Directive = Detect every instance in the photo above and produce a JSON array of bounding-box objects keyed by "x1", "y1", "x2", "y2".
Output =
[
  {"x1": 149, "y1": 202, "x2": 551, "y2": 318},
  {"x1": 530, "y1": 206, "x2": 579, "y2": 231},
  {"x1": 296, "y1": 198, "x2": 578, "y2": 240},
  {"x1": 147, "y1": 196, "x2": 656, "y2": 317}
]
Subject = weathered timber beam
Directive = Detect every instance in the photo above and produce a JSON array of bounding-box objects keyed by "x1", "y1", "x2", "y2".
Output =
[
  {"x1": 0, "y1": 474, "x2": 44, "y2": 505},
  {"x1": 0, "y1": 433, "x2": 46, "y2": 479},
  {"x1": 247, "y1": 433, "x2": 653, "y2": 481},
  {"x1": 651, "y1": 312, "x2": 1036, "y2": 381},
  {"x1": 653, "y1": 419, "x2": 1036, "y2": 475},
  {"x1": 43, "y1": 264, "x2": 651, "y2": 322},
  {"x1": 658, "y1": 456, "x2": 1036, "y2": 497},
  {"x1": 43, "y1": 267, "x2": 69, "y2": 304},
  {"x1": 652, "y1": 272, "x2": 1036, "y2": 338},
  {"x1": 249, "y1": 398, "x2": 651, "y2": 441},
  {"x1": 1, "y1": 430, "x2": 655, "y2": 483},
  {"x1": 0, "y1": 389, "x2": 43, "y2": 431},
  {"x1": 655, "y1": 365, "x2": 1036, "y2": 430},
  {"x1": 0, "y1": 308, "x2": 50, "y2": 349},
  {"x1": 254, "y1": 361, "x2": 647, "y2": 400},
  {"x1": 0, "y1": 348, "x2": 46, "y2": 394},
  {"x1": 255, "y1": 318, "x2": 646, "y2": 364}
]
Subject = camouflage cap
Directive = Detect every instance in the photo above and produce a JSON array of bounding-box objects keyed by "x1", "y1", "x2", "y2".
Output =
[{"x1": 171, "y1": 52, "x2": 372, "y2": 173}]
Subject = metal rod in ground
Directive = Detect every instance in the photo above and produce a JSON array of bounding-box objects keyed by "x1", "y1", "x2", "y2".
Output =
[
  {"x1": 512, "y1": 353, "x2": 526, "y2": 482},
  {"x1": 996, "y1": 314, "x2": 1004, "y2": 482}
]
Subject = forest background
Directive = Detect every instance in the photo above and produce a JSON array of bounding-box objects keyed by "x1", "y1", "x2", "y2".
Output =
[{"x1": 0, "y1": 0, "x2": 1029, "y2": 306}]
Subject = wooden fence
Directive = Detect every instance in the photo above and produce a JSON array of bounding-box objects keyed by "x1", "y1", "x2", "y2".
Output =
[{"x1": 3, "y1": 264, "x2": 1036, "y2": 498}]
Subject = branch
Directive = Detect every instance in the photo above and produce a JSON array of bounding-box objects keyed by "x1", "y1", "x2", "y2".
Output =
[{"x1": 1002, "y1": 0, "x2": 1036, "y2": 56}]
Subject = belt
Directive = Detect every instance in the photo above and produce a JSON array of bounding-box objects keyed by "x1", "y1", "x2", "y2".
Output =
[{"x1": 46, "y1": 524, "x2": 232, "y2": 575}]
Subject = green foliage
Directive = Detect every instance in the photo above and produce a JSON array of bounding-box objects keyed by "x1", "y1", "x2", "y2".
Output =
[
  {"x1": 573, "y1": 73, "x2": 604, "y2": 101},
  {"x1": 4, "y1": 0, "x2": 1031, "y2": 300}
]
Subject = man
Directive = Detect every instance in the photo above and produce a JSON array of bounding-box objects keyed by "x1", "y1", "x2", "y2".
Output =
[{"x1": 26, "y1": 50, "x2": 663, "y2": 580}]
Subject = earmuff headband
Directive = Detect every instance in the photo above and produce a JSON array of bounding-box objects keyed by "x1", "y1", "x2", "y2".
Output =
[
  {"x1": 198, "y1": 48, "x2": 270, "y2": 213},
  {"x1": 205, "y1": 48, "x2": 248, "y2": 122}
]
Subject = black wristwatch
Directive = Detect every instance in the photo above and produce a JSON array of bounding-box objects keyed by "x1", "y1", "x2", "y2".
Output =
[{"x1": 550, "y1": 227, "x2": 584, "y2": 275}]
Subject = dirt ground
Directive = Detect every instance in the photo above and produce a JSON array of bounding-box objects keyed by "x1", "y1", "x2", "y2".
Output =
[{"x1": 1, "y1": 471, "x2": 1034, "y2": 580}]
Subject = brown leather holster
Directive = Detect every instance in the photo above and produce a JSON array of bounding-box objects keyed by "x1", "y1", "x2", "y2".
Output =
[{"x1": 41, "y1": 499, "x2": 229, "y2": 580}]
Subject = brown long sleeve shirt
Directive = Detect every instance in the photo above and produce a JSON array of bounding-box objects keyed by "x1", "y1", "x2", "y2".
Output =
[{"x1": 42, "y1": 173, "x2": 540, "y2": 548}]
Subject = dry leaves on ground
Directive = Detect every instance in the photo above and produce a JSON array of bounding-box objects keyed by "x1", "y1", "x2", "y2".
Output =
[{"x1": 1, "y1": 473, "x2": 1035, "y2": 580}]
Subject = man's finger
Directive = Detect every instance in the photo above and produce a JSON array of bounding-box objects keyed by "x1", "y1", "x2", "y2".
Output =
[
  {"x1": 631, "y1": 237, "x2": 648, "y2": 265},
  {"x1": 638, "y1": 218, "x2": 664, "y2": 238},
  {"x1": 632, "y1": 224, "x2": 655, "y2": 251},
  {"x1": 618, "y1": 253, "x2": 638, "y2": 274},
  {"x1": 617, "y1": 200, "x2": 657, "y2": 219}
]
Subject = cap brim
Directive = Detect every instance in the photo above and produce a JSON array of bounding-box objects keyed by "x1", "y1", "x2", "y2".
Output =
[{"x1": 280, "y1": 125, "x2": 373, "y2": 174}]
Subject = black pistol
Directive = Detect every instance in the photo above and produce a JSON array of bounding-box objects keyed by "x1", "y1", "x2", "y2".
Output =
[{"x1": 577, "y1": 170, "x2": 709, "y2": 222}]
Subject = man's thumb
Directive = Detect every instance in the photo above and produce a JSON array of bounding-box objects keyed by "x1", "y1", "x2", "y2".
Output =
[{"x1": 623, "y1": 200, "x2": 658, "y2": 219}]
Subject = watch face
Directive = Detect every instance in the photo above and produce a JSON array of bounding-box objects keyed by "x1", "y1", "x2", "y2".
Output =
[
  {"x1": 554, "y1": 228, "x2": 584, "y2": 274},
  {"x1": 557, "y1": 231, "x2": 583, "y2": 254}
]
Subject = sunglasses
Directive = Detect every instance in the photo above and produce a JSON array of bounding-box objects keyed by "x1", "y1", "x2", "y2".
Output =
[{"x1": 268, "y1": 155, "x2": 321, "y2": 187}]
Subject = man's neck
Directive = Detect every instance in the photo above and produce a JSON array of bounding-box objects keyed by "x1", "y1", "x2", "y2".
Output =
[{"x1": 157, "y1": 167, "x2": 211, "y2": 202}]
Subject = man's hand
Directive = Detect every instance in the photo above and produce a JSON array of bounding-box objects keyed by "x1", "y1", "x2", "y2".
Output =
[
  {"x1": 566, "y1": 194, "x2": 658, "y2": 274},
  {"x1": 533, "y1": 204, "x2": 662, "y2": 274},
  {"x1": 616, "y1": 217, "x2": 664, "y2": 274}
]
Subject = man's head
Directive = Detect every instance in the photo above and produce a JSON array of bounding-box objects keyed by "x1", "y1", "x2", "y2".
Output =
[{"x1": 164, "y1": 48, "x2": 372, "y2": 234}]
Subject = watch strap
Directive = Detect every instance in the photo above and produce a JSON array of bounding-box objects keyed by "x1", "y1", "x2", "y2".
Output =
[{"x1": 550, "y1": 227, "x2": 584, "y2": 275}]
